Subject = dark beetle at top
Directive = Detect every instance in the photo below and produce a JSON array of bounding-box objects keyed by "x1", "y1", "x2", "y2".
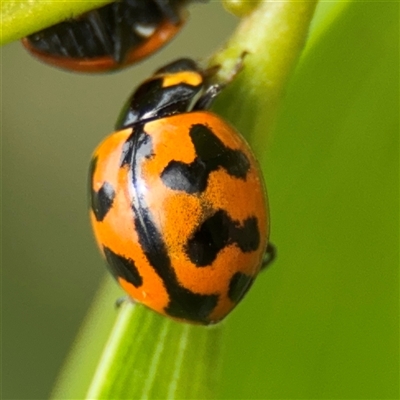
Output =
[{"x1": 22, "y1": 0, "x2": 197, "y2": 73}]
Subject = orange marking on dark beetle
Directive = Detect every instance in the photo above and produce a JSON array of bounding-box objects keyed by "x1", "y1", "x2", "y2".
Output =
[{"x1": 160, "y1": 71, "x2": 203, "y2": 88}]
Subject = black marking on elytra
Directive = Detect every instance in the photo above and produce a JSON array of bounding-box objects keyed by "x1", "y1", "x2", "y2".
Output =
[
  {"x1": 91, "y1": 182, "x2": 116, "y2": 222},
  {"x1": 232, "y1": 217, "x2": 261, "y2": 252},
  {"x1": 186, "y1": 210, "x2": 260, "y2": 267},
  {"x1": 166, "y1": 291, "x2": 218, "y2": 322},
  {"x1": 228, "y1": 272, "x2": 255, "y2": 303},
  {"x1": 191, "y1": 124, "x2": 251, "y2": 178},
  {"x1": 161, "y1": 124, "x2": 250, "y2": 194},
  {"x1": 120, "y1": 124, "x2": 153, "y2": 168},
  {"x1": 90, "y1": 155, "x2": 116, "y2": 222},
  {"x1": 160, "y1": 159, "x2": 208, "y2": 193},
  {"x1": 103, "y1": 246, "x2": 143, "y2": 288},
  {"x1": 124, "y1": 126, "x2": 219, "y2": 323}
]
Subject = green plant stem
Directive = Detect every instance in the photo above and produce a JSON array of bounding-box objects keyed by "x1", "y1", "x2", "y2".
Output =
[
  {"x1": 212, "y1": 0, "x2": 319, "y2": 161},
  {"x1": 85, "y1": 301, "x2": 223, "y2": 399},
  {"x1": 1, "y1": 0, "x2": 113, "y2": 45}
]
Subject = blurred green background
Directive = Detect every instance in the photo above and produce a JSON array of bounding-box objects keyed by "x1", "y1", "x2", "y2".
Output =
[{"x1": 2, "y1": 1, "x2": 398, "y2": 399}]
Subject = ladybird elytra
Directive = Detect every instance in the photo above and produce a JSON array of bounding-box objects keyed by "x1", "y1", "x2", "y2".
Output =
[
  {"x1": 89, "y1": 58, "x2": 272, "y2": 324},
  {"x1": 90, "y1": 130, "x2": 171, "y2": 310},
  {"x1": 90, "y1": 115, "x2": 268, "y2": 324}
]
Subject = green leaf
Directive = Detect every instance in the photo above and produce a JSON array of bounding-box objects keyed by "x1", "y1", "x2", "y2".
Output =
[
  {"x1": 1, "y1": 0, "x2": 113, "y2": 45},
  {"x1": 86, "y1": 302, "x2": 223, "y2": 399},
  {"x1": 220, "y1": 1, "x2": 399, "y2": 398},
  {"x1": 211, "y1": 0, "x2": 318, "y2": 161},
  {"x1": 50, "y1": 279, "x2": 122, "y2": 399},
  {"x1": 52, "y1": 279, "x2": 224, "y2": 400}
]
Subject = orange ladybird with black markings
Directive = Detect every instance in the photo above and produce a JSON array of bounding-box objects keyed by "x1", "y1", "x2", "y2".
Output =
[
  {"x1": 22, "y1": 0, "x2": 195, "y2": 73},
  {"x1": 89, "y1": 58, "x2": 274, "y2": 324}
]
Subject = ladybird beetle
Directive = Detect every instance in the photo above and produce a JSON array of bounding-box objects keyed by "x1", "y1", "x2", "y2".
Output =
[
  {"x1": 22, "y1": 0, "x2": 196, "y2": 73},
  {"x1": 89, "y1": 58, "x2": 274, "y2": 324}
]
